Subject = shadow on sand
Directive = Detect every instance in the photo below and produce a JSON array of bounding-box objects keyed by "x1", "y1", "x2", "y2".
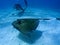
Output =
[{"x1": 18, "y1": 30, "x2": 43, "y2": 44}]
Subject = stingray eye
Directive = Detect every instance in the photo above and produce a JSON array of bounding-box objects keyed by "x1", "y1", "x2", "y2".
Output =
[
  {"x1": 18, "y1": 21, "x2": 21, "y2": 24},
  {"x1": 17, "y1": 19, "x2": 21, "y2": 24}
]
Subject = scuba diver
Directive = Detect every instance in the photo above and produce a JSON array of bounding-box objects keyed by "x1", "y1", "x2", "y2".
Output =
[{"x1": 13, "y1": 0, "x2": 28, "y2": 16}]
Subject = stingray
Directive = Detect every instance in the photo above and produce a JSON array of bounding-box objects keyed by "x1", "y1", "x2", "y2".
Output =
[{"x1": 12, "y1": 19, "x2": 39, "y2": 35}]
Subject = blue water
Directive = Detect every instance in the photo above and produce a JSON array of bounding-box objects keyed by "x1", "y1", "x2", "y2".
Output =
[
  {"x1": 0, "y1": 0, "x2": 60, "y2": 45},
  {"x1": 0, "y1": 0, "x2": 60, "y2": 9}
]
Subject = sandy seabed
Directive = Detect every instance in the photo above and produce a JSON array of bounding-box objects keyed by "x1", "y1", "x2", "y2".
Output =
[{"x1": 0, "y1": 8, "x2": 60, "y2": 45}]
